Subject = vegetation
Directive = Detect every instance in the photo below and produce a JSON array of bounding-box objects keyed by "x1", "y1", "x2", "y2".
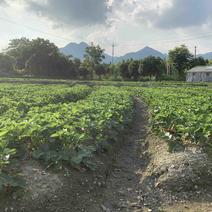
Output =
[
  {"x1": 0, "y1": 54, "x2": 16, "y2": 76},
  {"x1": 168, "y1": 45, "x2": 209, "y2": 80},
  {"x1": 132, "y1": 87, "x2": 212, "y2": 150},
  {"x1": 3, "y1": 38, "x2": 78, "y2": 78},
  {"x1": 0, "y1": 81, "x2": 211, "y2": 192},
  {"x1": 0, "y1": 36, "x2": 211, "y2": 192},
  {"x1": 0, "y1": 38, "x2": 210, "y2": 81},
  {"x1": 80, "y1": 43, "x2": 107, "y2": 79},
  {"x1": 0, "y1": 84, "x2": 134, "y2": 190}
]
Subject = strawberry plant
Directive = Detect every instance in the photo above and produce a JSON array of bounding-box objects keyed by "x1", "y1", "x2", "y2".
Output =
[
  {"x1": 131, "y1": 86, "x2": 212, "y2": 150},
  {"x1": 0, "y1": 85, "x2": 134, "y2": 191}
]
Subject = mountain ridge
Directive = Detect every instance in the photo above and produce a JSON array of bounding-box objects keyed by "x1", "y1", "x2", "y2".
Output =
[
  {"x1": 60, "y1": 42, "x2": 212, "y2": 63},
  {"x1": 198, "y1": 52, "x2": 212, "y2": 60}
]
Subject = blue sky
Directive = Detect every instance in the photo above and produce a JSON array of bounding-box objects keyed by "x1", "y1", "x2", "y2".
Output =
[{"x1": 0, "y1": 0, "x2": 212, "y2": 56}]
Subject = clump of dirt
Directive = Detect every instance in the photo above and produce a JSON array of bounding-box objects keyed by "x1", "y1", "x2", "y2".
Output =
[
  {"x1": 143, "y1": 135, "x2": 212, "y2": 192},
  {"x1": 21, "y1": 161, "x2": 63, "y2": 200}
]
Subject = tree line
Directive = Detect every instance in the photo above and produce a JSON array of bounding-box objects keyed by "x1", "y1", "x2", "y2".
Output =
[{"x1": 0, "y1": 37, "x2": 210, "y2": 81}]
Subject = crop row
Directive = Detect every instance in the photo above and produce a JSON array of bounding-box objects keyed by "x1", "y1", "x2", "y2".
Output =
[
  {"x1": 131, "y1": 87, "x2": 212, "y2": 150},
  {"x1": 0, "y1": 86, "x2": 134, "y2": 190},
  {"x1": 0, "y1": 84, "x2": 92, "y2": 116}
]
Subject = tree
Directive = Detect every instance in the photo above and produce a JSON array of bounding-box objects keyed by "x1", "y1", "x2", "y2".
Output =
[
  {"x1": 5, "y1": 37, "x2": 31, "y2": 70},
  {"x1": 142, "y1": 56, "x2": 165, "y2": 80},
  {"x1": 5, "y1": 37, "x2": 78, "y2": 78},
  {"x1": 95, "y1": 64, "x2": 107, "y2": 80},
  {"x1": 0, "y1": 53, "x2": 15, "y2": 74},
  {"x1": 128, "y1": 60, "x2": 140, "y2": 80},
  {"x1": 84, "y1": 43, "x2": 105, "y2": 64},
  {"x1": 118, "y1": 60, "x2": 131, "y2": 80},
  {"x1": 73, "y1": 58, "x2": 81, "y2": 77},
  {"x1": 188, "y1": 56, "x2": 208, "y2": 69},
  {"x1": 24, "y1": 38, "x2": 60, "y2": 76},
  {"x1": 168, "y1": 45, "x2": 192, "y2": 80},
  {"x1": 108, "y1": 64, "x2": 120, "y2": 80},
  {"x1": 83, "y1": 43, "x2": 105, "y2": 79},
  {"x1": 79, "y1": 59, "x2": 92, "y2": 79}
]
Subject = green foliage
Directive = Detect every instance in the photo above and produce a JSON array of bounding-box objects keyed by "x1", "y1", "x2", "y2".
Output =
[
  {"x1": 84, "y1": 43, "x2": 105, "y2": 65},
  {"x1": 5, "y1": 38, "x2": 77, "y2": 78},
  {"x1": 128, "y1": 60, "x2": 140, "y2": 81},
  {"x1": 3, "y1": 37, "x2": 209, "y2": 82},
  {"x1": 132, "y1": 87, "x2": 212, "y2": 150},
  {"x1": 95, "y1": 64, "x2": 107, "y2": 79},
  {"x1": 0, "y1": 84, "x2": 93, "y2": 190},
  {"x1": 188, "y1": 56, "x2": 209, "y2": 69},
  {"x1": 0, "y1": 141, "x2": 16, "y2": 170},
  {"x1": 0, "y1": 54, "x2": 16, "y2": 75},
  {"x1": 5, "y1": 37, "x2": 30, "y2": 70},
  {"x1": 0, "y1": 173, "x2": 26, "y2": 191},
  {"x1": 0, "y1": 80, "x2": 211, "y2": 192},
  {"x1": 83, "y1": 43, "x2": 106, "y2": 79},
  {"x1": 79, "y1": 59, "x2": 92, "y2": 79},
  {"x1": 168, "y1": 45, "x2": 192, "y2": 80},
  {"x1": 118, "y1": 60, "x2": 131, "y2": 80},
  {"x1": 110, "y1": 57, "x2": 166, "y2": 81},
  {"x1": 0, "y1": 84, "x2": 134, "y2": 191},
  {"x1": 142, "y1": 56, "x2": 166, "y2": 81}
]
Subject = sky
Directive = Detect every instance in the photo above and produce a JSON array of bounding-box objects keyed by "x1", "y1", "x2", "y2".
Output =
[{"x1": 0, "y1": 0, "x2": 212, "y2": 56}]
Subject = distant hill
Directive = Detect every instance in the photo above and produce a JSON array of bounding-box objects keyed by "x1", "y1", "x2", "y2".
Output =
[
  {"x1": 116, "y1": 46, "x2": 165, "y2": 63},
  {"x1": 60, "y1": 42, "x2": 113, "y2": 63},
  {"x1": 60, "y1": 42, "x2": 166, "y2": 63},
  {"x1": 60, "y1": 42, "x2": 89, "y2": 60},
  {"x1": 198, "y1": 52, "x2": 212, "y2": 60}
]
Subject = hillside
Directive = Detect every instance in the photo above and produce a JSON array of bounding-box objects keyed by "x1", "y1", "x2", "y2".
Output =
[
  {"x1": 116, "y1": 46, "x2": 165, "y2": 62},
  {"x1": 198, "y1": 52, "x2": 212, "y2": 60},
  {"x1": 60, "y1": 42, "x2": 89, "y2": 60},
  {"x1": 60, "y1": 42, "x2": 165, "y2": 63},
  {"x1": 60, "y1": 42, "x2": 113, "y2": 63}
]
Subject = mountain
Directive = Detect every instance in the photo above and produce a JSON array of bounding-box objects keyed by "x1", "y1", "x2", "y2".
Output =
[
  {"x1": 116, "y1": 46, "x2": 165, "y2": 62},
  {"x1": 60, "y1": 42, "x2": 89, "y2": 60},
  {"x1": 198, "y1": 52, "x2": 212, "y2": 60},
  {"x1": 60, "y1": 42, "x2": 113, "y2": 63},
  {"x1": 60, "y1": 42, "x2": 166, "y2": 63}
]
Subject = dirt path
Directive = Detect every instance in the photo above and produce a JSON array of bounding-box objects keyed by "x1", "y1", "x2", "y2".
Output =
[
  {"x1": 78, "y1": 98, "x2": 160, "y2": 212},
  {"x1": 84, "y1": 99, "x2": 212, "y2": 212},
  {"x1": 93, "y1": 99, "x2": 150, "y2": 212}
]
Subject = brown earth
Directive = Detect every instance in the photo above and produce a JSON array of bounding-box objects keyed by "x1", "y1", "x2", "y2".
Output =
[{"x1": 0, "y1": 99, "x2": 212, "y2": 212}]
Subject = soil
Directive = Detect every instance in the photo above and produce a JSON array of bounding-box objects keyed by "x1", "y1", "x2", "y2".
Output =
[{"x1": 0, "y1": 99, "x2": 212, "y2": 212}]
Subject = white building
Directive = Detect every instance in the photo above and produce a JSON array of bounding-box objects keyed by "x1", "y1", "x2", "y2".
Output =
[{"x1": 186, "y1": 66, "x2": 212, "y2": 82}]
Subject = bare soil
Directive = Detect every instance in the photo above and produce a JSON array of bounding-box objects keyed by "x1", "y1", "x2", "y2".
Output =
[{"x1": 1, "y1": 99, "x2": 212, "y2": 212}]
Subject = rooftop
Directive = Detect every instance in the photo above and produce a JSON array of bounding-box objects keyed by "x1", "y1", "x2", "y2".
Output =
[{"x1": 187, "y1": 66, "x2": 212, "y2": 73}]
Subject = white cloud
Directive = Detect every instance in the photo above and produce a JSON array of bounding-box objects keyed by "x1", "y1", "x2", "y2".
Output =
[
  {"x1": 0, "y1": 0, "x2": 212, "y2": 55},
  {"x1": 132, "y1": 0, "x2": 212, "y2": 29}
]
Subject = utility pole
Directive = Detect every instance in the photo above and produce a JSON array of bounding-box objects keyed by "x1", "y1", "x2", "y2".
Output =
[
  {"x1": 195, "y1": 46, "x2": 197, "y2": 60},
  {"x1": 112, "y1": 42, "x2": 115, "y2": 64}
]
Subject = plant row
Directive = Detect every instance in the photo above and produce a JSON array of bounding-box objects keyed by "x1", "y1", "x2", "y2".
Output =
[
  {"x1": 130, "y1": 87, "x2": 212, "y2": 150},
  {"x1": 0, "y1": 84, "x2": 92, "y2": 117},
  {"x1": 0, "y1": 86, "x2": 134, "y2": 190}
]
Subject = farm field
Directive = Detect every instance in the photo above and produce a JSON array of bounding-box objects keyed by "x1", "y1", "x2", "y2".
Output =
[
  {"x1": 0, "y1": 77, "x2": 212, "y2": 88},
  {"x1": 0, "y1": 81, "x2": 211, "y2": 211},
  {"x1": 131, "y1": 86, "x2": 212, "y2": 150}
]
